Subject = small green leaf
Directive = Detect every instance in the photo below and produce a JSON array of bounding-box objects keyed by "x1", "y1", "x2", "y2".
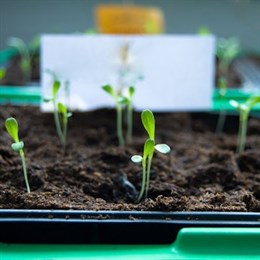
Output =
[
  {"x1": 58, "y1": 102, "x2": 67, "y2": 114},
  {"x1": 141, "y1": 110, "x2": 155, "y2": 140},
  {"x1": 128, "y1": 86, "x2": 135, "y2": 98},
  {"x1": 102, "y1": 85, "x2": 116, "y2": 97},
  {"x1": 67, "y1": 112, "x2": 72, "y2": 118},
  {"x1": 144, "y1": 139, "x2": 155, "y2": 158},
  {"x1": 45, "y1": 69, "x2": 58, "y2": 81},
  {"x1": 229, "y1": 100, "x2": 239, "y2": 110},
  {"x1": 155, "y1": 144, "x2": 171, "y2": 154},
  {"x1": 131, "y1": 155, "x2": 143, "y2": 163},
  {"x1": 247, "y1": 95, "x2": 260, "y2": 110},
  {"x1": 7, "y1": 37, "x2": 28, "y2": 56},
  {"x1": 11, "y1": 141, "x2": 24, "y2": 152},
  {"x1": 0, "y1": 68, "x2": 6, "y2": 80},
  {"x1": 52, "y1": 80, "x2": 61, "y2": 97},
  {"x1": 118, "y1": 96, "x2": 129, "y2": 105},
  {"x1": 198, "y1": 26, "x2": 211, "y2": 36},
  {"x1": 5, "y1": 117, "x2": 19, "y2": 143},
  {"x1": 20, "y1": 58, "x2": 30, "y2": 74}
]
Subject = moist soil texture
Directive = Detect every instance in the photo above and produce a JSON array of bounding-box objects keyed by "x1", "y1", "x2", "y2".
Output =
[
  {"x1": 0, "y1": 54, "x2": 40, "y2": 85},
  {"x1": 0, "y1": 106, "x2": 259, "y2": 211}
]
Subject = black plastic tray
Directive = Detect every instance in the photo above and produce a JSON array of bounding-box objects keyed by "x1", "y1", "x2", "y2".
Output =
[{"x1": 0, "y1": 210, "x2": 259, "y2": 244}]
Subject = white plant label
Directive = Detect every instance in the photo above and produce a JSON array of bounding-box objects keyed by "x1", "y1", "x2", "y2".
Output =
[{"x1": 41, "y1": 35, "x2": 215, "y2": 111}]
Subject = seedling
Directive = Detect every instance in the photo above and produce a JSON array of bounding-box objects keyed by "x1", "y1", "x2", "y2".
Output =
[
  {"x1": 197, "y1": 26, "x2": 211, "y2": 36},
  {"x1": 0, "y1": 67, "x2": 6, "y2": 80},
  {"x1": 102, "y1": 84, "x2": 135, "y2": 146},
  {"x1": 131, "y1": 109, "x2": 171, "y2": 202},
  {"x1": 123, "y1": 86, "x2": 135, "y2": 144},
  {"x1": 5, "y1": 117, "x2": 30, "y2": 193},
  {"x1": 29, "y1": 36, "x2": 40, "y2": 57},
  {"x1": 58, "y1": 102, "x2": 72, "y2": 150},
  {"x1": 102, "y1": 84, "x2": 124, "y2": 146},
  {"x1": 216, "y1": 37, "x2": 241, "y2": 77},
  {"x1": 7, "y1": 37, "x2": 31, "y2": 83},
  {"x1": 230, "y1": 95, "x2": 260, "y2": 154},
  {"x1": 216, "y1": 77, "x2": 227, "y2": 134},
  {"x1": 44, "y1": 80, "x2": 71, "y2": 152},
  {"x1": 216, "y1": 37, "x2": 240, "y2": 134}
]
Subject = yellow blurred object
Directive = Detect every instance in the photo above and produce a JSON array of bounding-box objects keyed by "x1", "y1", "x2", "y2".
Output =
[{"x1": 95, "y1": 5, "x2": 164, "y2": 34}]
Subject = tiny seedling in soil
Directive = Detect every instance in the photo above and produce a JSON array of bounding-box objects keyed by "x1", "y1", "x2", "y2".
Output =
[
  {"x1": 123, "y1": 86, "x2": 135, "y2": 144},
  {"x1": 131, "y1": 109, "x2": 171, "y2": 202},
  {"x1": 5, "y1": 117, "x2": 30, "y2": 193},
  {"x1": 44, "y1": 79, "x2": 71, "y2": 152},
  {"x1": 58, "y1": 102, "x2": 72, "y2": 151},
  {"x1": 216, "y1": 37, "x2": 241, "y2": 134},
  {"x1": 102, "y1": 85, "x2": 135, "y2": 146},
  {"x1": 216, "y1": 77, "x2": 227, "y2": 134},
  {"x1": 216, "y1": 37, "x2": 241, "y2": 78},
  {"x1": 230, "y1": 95, "x2": 260, "y2": 154},
  {"x1": 0, "y1": 67, "x2": 6, "y2": 80},
  {"x1": 7, "y1": 37, "x2": 31, "y2": 83}
]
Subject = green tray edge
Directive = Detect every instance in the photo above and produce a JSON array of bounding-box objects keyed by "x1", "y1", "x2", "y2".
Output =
[
  {"x1": 0, "y1": 48, "x2": 17, "y2": 65},
  {"x1": 1, "y1": 228, "x2": 260, "y2": 259}
]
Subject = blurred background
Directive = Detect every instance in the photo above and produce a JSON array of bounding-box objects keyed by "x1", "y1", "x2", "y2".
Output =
[{"x1": 0, "y1": 0, "x2": 259, "y2": 53}]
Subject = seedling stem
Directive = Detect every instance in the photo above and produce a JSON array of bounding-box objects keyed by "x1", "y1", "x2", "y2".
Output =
[
  {"x1": 5, "y1": 117, "x2": 30, "y2": 193},
  {"x1": 102, "y1": 84, "x2": 136, "y2": 146},
  {"x1": 230, "y1": 96, "x2": 260, "y2": 154},
  {"x1": 132, "y1": 110, "x2": 170, "y2": 202},
  {"x1": 216, "y1": 77, "x2": 227, "y2": 134},
  {"x1": 44, "y1": 79, "x2": 71, "y2": 152}
]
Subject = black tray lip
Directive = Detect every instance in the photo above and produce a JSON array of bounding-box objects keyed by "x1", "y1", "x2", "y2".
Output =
[{"x1": 0, "y1": 209, "x2": 260, "y2": 225}]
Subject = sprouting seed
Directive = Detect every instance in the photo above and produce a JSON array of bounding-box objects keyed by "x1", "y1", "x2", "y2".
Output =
[
  {"x1": 230, "y1": 95, "x2": 260, "y2": 154},
  {"x1": 102, "y1": 85, "x2": 135, "y2": 146},
  {"x1": 5, "y1": 117, "x2": 30, "y2": 193},
  {"x1": 131, "y1": 109, "x2": 171, "y2": 202},
  {"x1": 44, "y1": 79, "x2": 71, "y2": 152}
]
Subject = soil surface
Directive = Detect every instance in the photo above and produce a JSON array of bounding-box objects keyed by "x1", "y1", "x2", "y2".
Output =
[
  {"x1": 0, "y1": 54, "x2": 40, "y2": 85},
  {"x1": 0, "y1": 106, "x2": 259, "y2": 211}
]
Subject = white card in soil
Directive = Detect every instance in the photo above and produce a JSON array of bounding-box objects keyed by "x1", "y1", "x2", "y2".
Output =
[{"x1": 41, "y1": 35, "x2": 215, "y2": 111}]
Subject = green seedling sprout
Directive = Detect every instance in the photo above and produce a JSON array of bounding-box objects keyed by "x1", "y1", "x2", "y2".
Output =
[
  {"x1": 197, "y1": 26, "x2": 211, "y2": 36},
  {"x1": 230, "y1": 95, "x2": 260, "y2": 154},
  {"x1": 5, "y1": 117, "x2": 30, "y2": 193},
  {"x1": 215, "y1": 37, "x2": 241, "y2": 134},
  {"x1": 29, "y1": 36, "x2": 40, "y2": 57},
  {"x1": 131, "y1": 109, "x2": 171, "y2": 202},
  {"x1": 44, "y1": 80, "x2": 70, "y2": 152},
  {"x1": 216, "y1": 77, "x2": 227, "y2": 134},
  {"x1": 217, "y1": 37, "x2": 241, "y2": 77},
  {"x1": 0, "y1": 67, "x2": 6, "y2": 80},
  {"x1": 123, "y1": 86, "x2": 135, "y2": 144},
  {"x1": 102, "y1": 84, "x2": 125, "y2": 146},
  {"x1": 7, "y1": 37, "x2": 31, "y2": 83},
  {"x1": 57, "y1": 102, "x2": 72, "y2": 151},
  {"x1": 102, "y1": 85, "x2": 136, "y2": 146}
]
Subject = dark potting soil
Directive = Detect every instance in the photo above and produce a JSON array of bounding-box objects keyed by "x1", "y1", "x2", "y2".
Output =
[
  {"x1": 0, "y1": 55, "x2": 40, "y2": 85},
  {"x1": 0, "y1": 106, "x2": 259, "y2": 212}
]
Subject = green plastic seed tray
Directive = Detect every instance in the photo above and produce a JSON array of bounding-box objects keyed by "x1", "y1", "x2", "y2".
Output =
[
  {"x1": 0, "y1": 86, "x2": 41, "y2": 105},
  {"x1": 0, "y1": 48, "x2": 17, "y2": 65},
  {"x1": 0, "y1": 228, "x2": 260, "y2": 260},
  {"x1": 212, "y1": 88, "x2": 260, "y2": 111}
]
